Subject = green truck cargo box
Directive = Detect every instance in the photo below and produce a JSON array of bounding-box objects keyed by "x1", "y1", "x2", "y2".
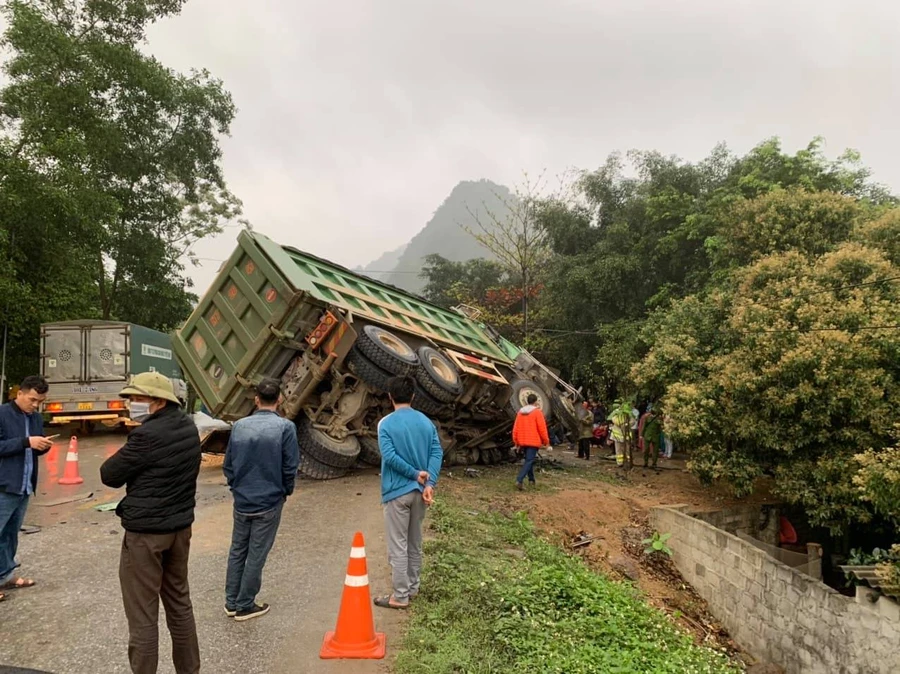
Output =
[
  {"x1": 173, "y1": 230, "x2": 525, "y2": 421},
  {"x1": 172, "y1": 230, "x2": 582, "y2": 476}
]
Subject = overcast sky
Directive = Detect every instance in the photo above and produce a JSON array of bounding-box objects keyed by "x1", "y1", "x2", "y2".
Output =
[{"x1": 145, "y1": 0, "x2": 900, "y2": 295}]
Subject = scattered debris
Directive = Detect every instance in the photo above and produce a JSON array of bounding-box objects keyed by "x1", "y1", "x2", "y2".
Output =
[
  {"x1": 464, "y1": 468, "x2": 481, "y2": 478},
  {"x1": 19, "y1": 525, "x2": 41, "y2": 535},
  {"x1": 572, "y1": 531, "x2": 597, "y2": 549},
  {"x1": 747, "y1": 663, "x2": 785, "y2": 674},
  {"x1": 609, "y1": 554, "x2": 641, "y2": 581},
  {"x1": 33, "y1": 491, "x2": 94, "y2": 507},
  {"x1": 464, "y1": 510, "x2": 480, "y2": 517},
  {"x1": 93, "y1": 501, "x2": 120, "y2": 512}
]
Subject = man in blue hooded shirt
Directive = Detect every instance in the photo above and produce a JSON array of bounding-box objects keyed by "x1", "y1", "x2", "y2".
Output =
[{"x1": 374, "y1": 375, "x2": 443, "y2": 610}]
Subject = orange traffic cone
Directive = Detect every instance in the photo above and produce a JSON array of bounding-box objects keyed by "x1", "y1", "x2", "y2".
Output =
[
  {"x1": 320, "y1": 532, "x2": 386, "y2": 660},
  {"x1": 58, "y1": 436, "x2": 84, "y2": 485}
]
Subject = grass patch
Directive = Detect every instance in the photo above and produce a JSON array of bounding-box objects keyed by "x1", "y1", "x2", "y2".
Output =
[{"x1": 395, "y1": 498, "x2": 739, "y2": 674}]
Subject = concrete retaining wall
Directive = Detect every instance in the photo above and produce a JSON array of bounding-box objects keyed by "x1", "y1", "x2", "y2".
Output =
[
  {"x1": 691, "y1": 504, "x2": 779, "y2": 546},
  {"x1": 650, "y1": 505, "x2": 900, "y2": 674}
]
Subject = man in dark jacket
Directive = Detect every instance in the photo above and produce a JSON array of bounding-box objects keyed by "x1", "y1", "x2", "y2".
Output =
[
  {"x1": 0, "y1": 375, "x2": 53, "y2": 601},
  {"x1": 223, "y1": 377, "x2": 299, "y2": 622},
  {"x1": 101, "y1": 372, "x2": 202, "y2": 674}
]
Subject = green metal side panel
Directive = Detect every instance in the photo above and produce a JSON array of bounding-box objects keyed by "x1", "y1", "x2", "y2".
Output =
[
  {"x1": 171, "y1": 232, "x2": 316, "y2": 420},
  {"x1": 494, "y1": 334, "x2": 523, "y2": 361},
  {"x1": 129, "y1": 324, "x2": 182, "y2": 379},
  {"x1": 249, "y1": 232, "x2": 514, "y2": 364}
]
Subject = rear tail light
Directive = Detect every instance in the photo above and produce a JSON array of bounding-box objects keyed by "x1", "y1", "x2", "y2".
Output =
[
  {"x1": 45, "y1": 403, "x2": 64, "y2": 412},
  {"x1": 107, "y1": 400, "x2": 126, "y2": 410}
]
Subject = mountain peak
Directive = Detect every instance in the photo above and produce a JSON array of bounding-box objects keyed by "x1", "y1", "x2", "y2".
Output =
[{"x1": 382, "y1": 179, "x2": 512, "y2": 292}]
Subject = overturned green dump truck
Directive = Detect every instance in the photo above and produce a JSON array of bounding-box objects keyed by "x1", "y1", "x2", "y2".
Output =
[{"x1": 172, "y1": 230, "x2": 582, "y2": 479}]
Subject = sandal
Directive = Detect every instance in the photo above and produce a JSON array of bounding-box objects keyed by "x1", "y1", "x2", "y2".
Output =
[
  {"x1": 373, "y1": 595, "x2": 409, "y2": 610},
  {"x1": 1, "y1": 577, "x2": 36, "y2": 590}
]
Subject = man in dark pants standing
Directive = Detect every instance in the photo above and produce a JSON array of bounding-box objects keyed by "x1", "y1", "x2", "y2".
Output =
[
  {"x1": 101, "y1": 372, "x2": 202, "y2": 674},
  {"x1": 223, "y1": 378, "x2": 299, "y2": 621},
  {"x1": 0, "y1": 376, "x2": 52, "y2": 602},
  {"x1": 577, "y1": 402, "x2": 593, "y2": 460}
]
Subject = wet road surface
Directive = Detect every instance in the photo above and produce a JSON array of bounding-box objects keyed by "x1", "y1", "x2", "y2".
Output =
[{"x1": 1, "y1": 430, "x2": 405, "y2": 673}]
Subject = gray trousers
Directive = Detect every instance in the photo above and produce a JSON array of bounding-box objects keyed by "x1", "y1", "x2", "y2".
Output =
[{"x1": 384, "y1": 490, "x2": 426, "y2": 602}]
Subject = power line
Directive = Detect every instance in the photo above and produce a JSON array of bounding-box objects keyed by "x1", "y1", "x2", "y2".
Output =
[
  {"x1": 741, "y1": 324, "x2": 900, "y2": 335},
  {"x1": 533, "y1": 323, "x2": 900, "y2": 339},
  {"x1": 795, "y1": 275, "x2": 900, "y2": 297}
]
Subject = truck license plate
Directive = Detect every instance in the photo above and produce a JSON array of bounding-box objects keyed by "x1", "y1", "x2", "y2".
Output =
[{"x1": 77, "y1": 403, "x2": 93, "y2": 411}]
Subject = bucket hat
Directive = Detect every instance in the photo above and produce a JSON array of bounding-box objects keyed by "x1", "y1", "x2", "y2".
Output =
[{"x1": 119, "y1": 371, "x2": 181, "y2": 405}]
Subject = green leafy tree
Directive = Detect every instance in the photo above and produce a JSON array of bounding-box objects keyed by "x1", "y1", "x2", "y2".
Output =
[
  {"x1": 1, "y1": 0, "x2": 246, "y2": 320},
  {"x1": 419, "y1": 255, "x2": 505, "y2": 308},
  {"x1": 637, "y1": 242, "x2": 900, "y2": 531},
  {"x1": 535, "y1": 137, "x2": 892, "y2": 394},
  {"x1": 0, "y1": 0, "x2": 244, "y2": 381}
]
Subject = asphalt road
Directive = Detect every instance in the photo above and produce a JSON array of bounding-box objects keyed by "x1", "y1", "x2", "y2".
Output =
[{"x1": 0, "y1": 430, "x2": 404, "y2": 674}]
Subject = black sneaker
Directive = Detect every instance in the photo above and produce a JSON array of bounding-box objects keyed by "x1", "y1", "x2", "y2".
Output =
[
  {"x1": 224, "y1": 606, "x2": 237, "y2": 617},
  {"x1": 235, "y1": 603, "x2": 270, "y2": 622}
]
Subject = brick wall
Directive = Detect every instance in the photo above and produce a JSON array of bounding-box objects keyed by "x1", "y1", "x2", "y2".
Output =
[{"x1": 650, "y1": 505, "x2": 900, "y2": 674}]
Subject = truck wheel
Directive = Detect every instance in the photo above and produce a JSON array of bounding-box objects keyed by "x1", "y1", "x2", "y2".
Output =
[
  {"x1": 359, "y1": 436, "x2": 382, "y2": 466},
  {"x1": 508, "y1": 379, "x2": 552, "y2": 420},
  {"x1": 298, "y1": 419, "x2": 361, "y2": 469},
  {"x1": 415, "y1": 347, "x2": 463, "y2": 403},
  {"x1": 356, "y1": 325, "x2": 418, "y2": 375},
  {"x1": 551, "y1": 390, "x2": 580, "y2": 437},
  {"x1": 347, "y1": 347, "x2": 393, "y2": 392},
  {"x1": 298, "y1": 452, "x2": 348, "y2": 480},
  {"x1": 412, "y1": 384, "x2": 450, "y2": 419}
]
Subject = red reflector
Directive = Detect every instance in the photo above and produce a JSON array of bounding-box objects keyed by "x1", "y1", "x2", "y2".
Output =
[
  {"x1": 462, "y1": 355, "x2": 484, "y2": 364},
  {"x1": 46, "y1": 403, "x2": 64, "y2": 412},
  {"x1": 108, "y1": 400, "x2": 126, "y2": 410}
]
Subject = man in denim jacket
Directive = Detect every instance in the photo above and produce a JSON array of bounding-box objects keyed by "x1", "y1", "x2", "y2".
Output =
[{"x1": 223, "y1": 378, "x2": 299, "y2": 621}]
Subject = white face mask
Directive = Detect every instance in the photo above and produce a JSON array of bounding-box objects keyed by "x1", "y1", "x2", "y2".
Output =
[{"x1": 130, "y1": 402, "x2": 152, "y2": 422}]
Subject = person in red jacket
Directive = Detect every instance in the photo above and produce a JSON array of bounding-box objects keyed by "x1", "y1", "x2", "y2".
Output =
[{"x1": 512, "y1": 393, "x2": 550, "y2": 491}]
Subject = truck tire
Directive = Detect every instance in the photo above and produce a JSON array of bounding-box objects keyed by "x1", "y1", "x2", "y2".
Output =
[
  {"x1": 508, "y1": 379, "x2": 552, "y2": 420},
  {"x1": 356, "y1": 325, "x2": 418, "y2": 375},
  {"x1": 551, "y1": 390, "x2": 580, "y2": 437},
  {"x1": 412, "y1": 383, "x2": 450, "y2": 419},
  {"x1": 298, "y1": 452, "x2": 349, "y2": 480},
  {"x1": 359, "y1": 436, "x2": 382, "y2": 466},
  {"x1": 298, "y1": 419, "x2": 361, "y2": 469},
  {"x1": 415, "y1": 347, "x2": 463, "y2": 403},
  {"x1": 347, "y1": 347, "x2": 393, "y2": 392}
]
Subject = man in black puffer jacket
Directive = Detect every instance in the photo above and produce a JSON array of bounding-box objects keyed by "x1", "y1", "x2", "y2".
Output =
[{"x1": 101, "y1": 372, "x2": 202, "y2": 674}]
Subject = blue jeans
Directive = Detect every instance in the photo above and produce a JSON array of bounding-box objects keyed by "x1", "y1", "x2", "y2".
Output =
[
  {"x1": 0, "y1": 491, "x2": 29, "y2": 583},
  {"x1": 225, "y1": 501, "x2": 283, "y2": 612},
  {"x1": 516, "y1": 447, "x2": 538, "y2": 485}
]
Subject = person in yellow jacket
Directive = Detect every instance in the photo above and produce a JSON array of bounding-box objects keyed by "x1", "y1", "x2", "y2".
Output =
[{"x1": 608, "y1": 404, "x2": 634, "y2": 468}]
